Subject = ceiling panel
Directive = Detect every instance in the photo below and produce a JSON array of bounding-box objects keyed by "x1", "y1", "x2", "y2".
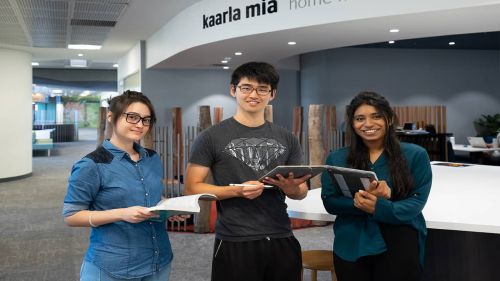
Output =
[
  {"x1": 73, "y1": 1, "x2": 127, "y2": 22},
  {"x1": 1, "y1": 0, "x2": 131, "y2": 48},
  {"x1": 70, "y1": 25, "x2": 110, "y2": 45},
  {"x1": 0, "y1": 1, "x2": 18, "y2": 24}
]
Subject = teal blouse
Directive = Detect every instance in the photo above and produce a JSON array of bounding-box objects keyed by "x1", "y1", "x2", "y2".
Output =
[{"x1": 321, "y1": 142, "x2": 432, "y2": 265}]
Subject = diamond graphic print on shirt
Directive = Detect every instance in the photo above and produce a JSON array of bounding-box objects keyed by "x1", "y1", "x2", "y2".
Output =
[{"x1": 223, "y1": 137, "x2": 286, "y2": 172}]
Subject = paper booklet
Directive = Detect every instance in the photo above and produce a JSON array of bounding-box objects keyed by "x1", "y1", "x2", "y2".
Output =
[
  {"x1": 259, "y1": 165, "x2": 377, "y2": 198},
  {"x1": 147, "y1": 193, "x2": 217, "y2": 214}
]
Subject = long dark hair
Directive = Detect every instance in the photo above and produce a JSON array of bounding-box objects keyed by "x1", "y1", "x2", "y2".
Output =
[{"x1": 346, "y1": 91, "x2": 413, "y2": 200}]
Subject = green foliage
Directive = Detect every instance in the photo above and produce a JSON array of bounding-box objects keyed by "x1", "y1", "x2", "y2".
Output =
[
  {"x1": 84, "y1": 103, "x2": 100, "y2": 128},
  {"x1": 474, "y1": 114, "x2": 500, "y2": 136},
  {"x1": 61, "y1": 95, "x2": 101, "y2": 103}
]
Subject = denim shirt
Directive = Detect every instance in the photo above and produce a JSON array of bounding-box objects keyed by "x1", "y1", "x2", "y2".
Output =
[{"x1": 62, "y1": 140, "x2": 173, "y2": 279}]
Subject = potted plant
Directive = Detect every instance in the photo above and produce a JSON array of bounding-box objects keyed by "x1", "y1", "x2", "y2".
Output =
[{"x1": 474, "y1": 113, "x2": 500, "y2": 141}]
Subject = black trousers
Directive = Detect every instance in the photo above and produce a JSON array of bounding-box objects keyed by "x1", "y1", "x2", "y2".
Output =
[
  {"x1": 333, "y1": 223, "x2": 422, "y2": 281},
  {"x1": 211, "y1": 236, "x2": 302, "y2": 281}
]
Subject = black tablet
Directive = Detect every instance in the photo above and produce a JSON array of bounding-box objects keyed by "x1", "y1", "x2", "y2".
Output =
[
  {"x1": 258, "y1": 165, "x2": 325, "y2": 182},
  {"x1": 326, "y1": 166, "x2": 378, "y2": 198}
]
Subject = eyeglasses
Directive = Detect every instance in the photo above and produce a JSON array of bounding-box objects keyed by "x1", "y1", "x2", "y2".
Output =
[
  {"x1": 236, "y1": 85, "x2": 272, "y2": 96},
  {"x1": 123, "y1": 112, "x2": 152, "y2": 126}
]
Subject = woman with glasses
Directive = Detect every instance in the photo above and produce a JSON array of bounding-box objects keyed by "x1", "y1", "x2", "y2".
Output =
[
  {"x1": 321, "y1": 92, "x2": 432, "y2": 281},
  {"x1": 63, "y1": 90, "x2": 174, "y2": 281}
]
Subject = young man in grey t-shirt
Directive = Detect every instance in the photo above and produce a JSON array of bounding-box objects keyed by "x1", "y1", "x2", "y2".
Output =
[{"x1": 185, "y1": 62, "x2": 310, "y2": 281}]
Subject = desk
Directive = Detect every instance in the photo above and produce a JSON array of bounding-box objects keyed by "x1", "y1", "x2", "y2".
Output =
[
  {"x1": 452, "y1": 144, "x2": 500, "y2": 153},
  {"x1": 397, "y1": 132, "x2": 452, "y2": 161},
  {"x1": 286, "y1": 163, "x2": 500, "y2": 281},
  {"x1": 452, "y1": 144, "x2": 500, "y2": 164},
  {"x1": 286, "y1": 188, "x2": 334, "y2": 222}
]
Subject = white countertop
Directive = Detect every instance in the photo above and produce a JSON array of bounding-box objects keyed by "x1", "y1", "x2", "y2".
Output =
[{"x1": 286, "y1": 162, "x2": 500, "y2": 234}]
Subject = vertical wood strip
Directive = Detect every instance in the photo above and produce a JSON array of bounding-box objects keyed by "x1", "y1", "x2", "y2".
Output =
[
  {"x1": 172, "y1": 107, "x2": 183, "y2": 183},
  {"x1": 195, "y1": 106, "x2": 212, "y2": 233},
  {"x1": 292, "y1": 106, "x2": 303, "y2": 139},
  {"x1": 97, "y1": 107, "x2": 107, "y2": 147},
  {"x1": 264, "y1": 105, "x2": 273, "y2": 122},
  {"x1": 308, "y1": 104, "x2": 326, "y2": 189},
  {"x1": 213, "y1": 107, "x2": 223, "y2": 124}
]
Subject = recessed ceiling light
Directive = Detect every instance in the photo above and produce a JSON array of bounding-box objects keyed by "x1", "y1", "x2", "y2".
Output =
[
  {"x1": 388, "y1": 40, "x2": 395, "y2": 44},
  {"x1": 449, "y1": 41, "x2": 455, "y2": 46},
  {"x1": 31, "y1": 62, "x2": 39, "y2": 66},
  {"x1": 112, "y1": 64, "x2": 119, "y2": 68},
  {"x1": 223, "y1": 66, "x2": 230, "y2": 70},
  {"x1": 389, "y1": 28, "x2": 400, "y2": 33},
  {"x1": 234, "y1": 52, "x2": 243, "y2": 56},
  {"x1": 77, "y1": 53, "x2": 83, "y2": 57},
  {"x1": 68, "y1": 44, "x2": 102, "y2": 50},
  {"x1": 221, "y1": 60, "x2": 228, "y2": 64},
  {"x1": 288, "y1": 41, "x2": 297, "y2": 45}
]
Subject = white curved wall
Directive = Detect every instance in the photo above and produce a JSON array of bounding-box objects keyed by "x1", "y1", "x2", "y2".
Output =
[
  {"x1": 0, "y1": 49, "x2": 32, "y2": 180},
  {"x1": 146, "y1": 0, "x2": 499, "y2": 68}
]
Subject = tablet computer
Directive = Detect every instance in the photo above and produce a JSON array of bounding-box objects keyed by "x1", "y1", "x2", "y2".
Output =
[
  {"x1": 258, "y1": 165, "x2": 325, "y2": 182},
  {"x1": 326, "y1": 166, "x2": 378, "y2": 198}
]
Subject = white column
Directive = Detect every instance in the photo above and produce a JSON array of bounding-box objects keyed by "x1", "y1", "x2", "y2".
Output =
[{"x1": 0, "y1": 48, "x2": 32, "y2": 180}]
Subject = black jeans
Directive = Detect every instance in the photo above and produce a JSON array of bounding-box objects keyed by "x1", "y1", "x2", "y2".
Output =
[{"x1": 333, "y1": 223, "x2": 422, "y2": 281}]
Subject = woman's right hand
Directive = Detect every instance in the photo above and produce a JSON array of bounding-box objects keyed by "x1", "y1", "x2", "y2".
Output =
[
  {"x1": 367, "y1": 180, "x2": 391, "y2": 200},
  {"x1": 120, "y1": 206, "x2": 159, "y2": 223}
]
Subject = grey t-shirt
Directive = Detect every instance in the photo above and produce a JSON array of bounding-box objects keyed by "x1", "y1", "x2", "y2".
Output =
[{"x1": 189, "y1": 117, "x2": 303, "y2": 241}]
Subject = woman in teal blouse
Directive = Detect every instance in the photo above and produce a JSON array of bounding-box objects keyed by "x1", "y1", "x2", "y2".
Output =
[{"x1": 321, "y1": 92, "x2": 432, "y2": 281}]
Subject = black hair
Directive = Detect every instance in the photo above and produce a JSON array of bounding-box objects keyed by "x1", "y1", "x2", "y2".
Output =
[
  {"x1": 108, "y1": 90, "x2": 157, "y2": 127},
  {"x1": 345, "y1": 91, "x2": 413, "y2": 200},
  {"x1": 230, "y1": 62, "x2": 279, "y2": 90}
]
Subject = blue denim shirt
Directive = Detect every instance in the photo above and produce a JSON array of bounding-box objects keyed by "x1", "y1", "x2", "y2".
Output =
[{"x1": 63, "y1": 140, "x2": 173, "y2": 279}]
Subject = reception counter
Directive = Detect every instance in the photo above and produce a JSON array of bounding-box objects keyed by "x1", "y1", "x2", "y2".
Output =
[{"x1": 286, "y1": 162, "x2": 500, "y2": 281}]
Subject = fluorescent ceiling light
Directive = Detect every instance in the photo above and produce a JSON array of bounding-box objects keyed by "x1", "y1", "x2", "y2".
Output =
[
  {"x1": 68, "y1": 44, "x2": 101, "y2": 50},
  {"x1": 449, "y1": 41, "x2": 456, "y2": 46},
  {"x1": 388, "y1": 40, "x2": 395, "y2": 44},
  {"x1": 77, "y1": 53, "x2": 84, "y2": 57},
  {"x1": 31, "y1": 62, "x2": 39, "y2": 66},
  {"x1": 70, "y1": 59, "x2": 87, "y2": 67},
  {"x1": 288, "y1": 41, "x2": 297, "y2": 45},
  {"x1": 234, "y1": 52, "x2": 243, "y2": 56},
  {"x1": 223, "y1": 66, "x2": 230, "y2": 70},
  {"x1": 389, "y1": 28, "x2": 400, "y2": 33},
  {"x1": 221, "y1": 60, "x2": 228, "y2": 64},
  {"x1": 112, "y1": 64, "x2": 119, "y2": 68}
]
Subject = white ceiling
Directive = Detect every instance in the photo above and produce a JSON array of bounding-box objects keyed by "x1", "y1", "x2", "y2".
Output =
[
  {"x1": 0, "y1": 0, "x2": 200, "y2": 69},
  {"x1": 1, "y1": 0, "x2": 499, "y2": 70}
]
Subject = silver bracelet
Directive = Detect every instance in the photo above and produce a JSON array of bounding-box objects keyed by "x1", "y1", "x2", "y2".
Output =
[{"x1": 88, "y1": 212, "x2": 97, "y2": 228}]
